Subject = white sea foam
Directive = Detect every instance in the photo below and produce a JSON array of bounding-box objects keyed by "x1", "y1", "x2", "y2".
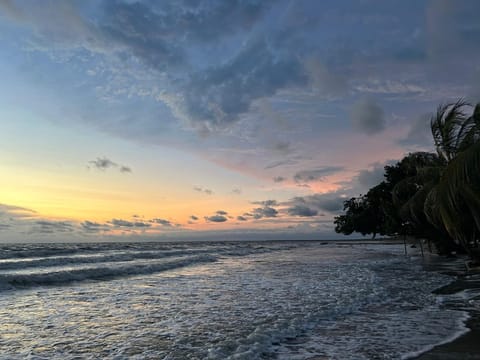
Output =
[
  {"x1": 0, "y1": 254, "x2": 218, "y2": 288},
  {"x1": 401, "y1": 311, "x2": 470, "y2": 359},
  {"x1": 0, "y1": 241, "x2": 472, "y2": 359},
  {"x1": 0, "y1": 248, "x2": 216, "y2": 270}
]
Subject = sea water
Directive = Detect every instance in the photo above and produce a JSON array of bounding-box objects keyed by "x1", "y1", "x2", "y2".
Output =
[{"x1": 0, "y1": 241, "x2": 471, "y2": 359}]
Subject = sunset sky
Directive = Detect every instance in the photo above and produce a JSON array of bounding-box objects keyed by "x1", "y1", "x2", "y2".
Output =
[{"x1": 0, "y1": 0, "x2": 479, "y2": 242}]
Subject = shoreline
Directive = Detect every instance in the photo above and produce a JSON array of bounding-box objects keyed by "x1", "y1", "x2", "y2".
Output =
[
  {"x1": 413, "y1": 258, "x2": 480, "y2": 359},
  {"x1": 413, "y1": 311, "x2": 480, "y2": 360}
]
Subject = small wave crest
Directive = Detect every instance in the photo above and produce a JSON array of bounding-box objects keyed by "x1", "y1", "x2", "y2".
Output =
[
  {"x1": 0, "y1": 254, "x2": 218, "y2": 289},
  {"x1": 0, "y1": 248, "x2": 215, "y2": 270}
]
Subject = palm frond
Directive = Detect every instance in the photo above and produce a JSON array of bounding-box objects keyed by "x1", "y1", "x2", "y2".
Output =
[
  {"x1": 442, "y1": 141, "x2": 480, "y2": 201},
  {"x1": 401, "y1": 183, "x2": 433, "y2": 225},
  {"x1": 430, "y1": 99, "x2": 470, "y2": 162},
  {"x1": 458, "y1": 185, "x2": 480, "y2": 233},
  {"x1": 455, "y1": 114, "x2": 475, "y2": 150},
  {"x1": 434, "y1": 141, "x2": 480, "y2": 246},
  {"x1": 473, "y1": 103, "x2": 480, "y2": 123}
]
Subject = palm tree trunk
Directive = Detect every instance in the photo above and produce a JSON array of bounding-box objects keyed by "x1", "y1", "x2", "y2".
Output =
[{"x1": 419, "y1": 238, "x2": 424, "y2": 259}]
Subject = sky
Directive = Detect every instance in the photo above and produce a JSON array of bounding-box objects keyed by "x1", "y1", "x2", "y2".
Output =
[{"x1": 0, "y1": 0, "x2": 479, "y2": 242}]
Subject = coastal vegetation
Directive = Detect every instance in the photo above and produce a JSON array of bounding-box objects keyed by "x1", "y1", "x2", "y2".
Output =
[{"x1": 335, "y1": 100, "x2": 480, "y2": 261}]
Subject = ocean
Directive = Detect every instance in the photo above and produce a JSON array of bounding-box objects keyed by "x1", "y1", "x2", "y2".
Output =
[{"x1": 0, "y1": 241, "x2": 471, "y2": 359}]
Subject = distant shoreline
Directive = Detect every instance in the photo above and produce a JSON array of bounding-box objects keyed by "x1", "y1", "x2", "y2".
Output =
[{"x1": 0, "y1": 237, "x2": 406, "y2": 245}]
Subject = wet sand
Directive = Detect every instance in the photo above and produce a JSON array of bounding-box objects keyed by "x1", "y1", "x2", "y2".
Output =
[
  {"x1": 414, "y1": 257, "x2": 480, "y2": 360},
  {"x1": 415, "y1": 312, "x2": 480, "y2": 359}
]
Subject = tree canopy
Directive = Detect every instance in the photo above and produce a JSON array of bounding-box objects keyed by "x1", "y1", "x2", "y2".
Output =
[{"x1": 335, "y1": 100, "x2": 480, "y2": 261}]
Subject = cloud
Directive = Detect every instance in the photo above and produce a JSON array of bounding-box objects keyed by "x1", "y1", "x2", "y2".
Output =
[
  {"x1": 1, "y1": 0, "x2": 309, "y2": 132},
  {"x1": 0, "y1": 0, "x2": 24, "y2": 21},
  {"x1": 89, "y1": 157, "x2": 117, "y2": 170},
  {"x1": 273, "y1": 176, "x2": 286, "y2": 183},
  {"x1": 193, "y1": 186, "x2": 214, "y2": 195},
  {"x1": 231, "y1": 188, "x2": 242, "y2": 195},
  {"x1": 200, "y1": 211, "x2": 231, "y2": 224},
  {"x1": 119, "y1": 166, "x2": 132, "y2": 173},
  {"x1": 350, "y1": 98, "x2": 386, "y2": 135},
  {"x1": 174, "y1": 37, "x2": 309, "y2": 131},
  {"x1": 252, "y1": 206, "x2": 278, "y2": 219},
  {"x1": 88, "y1": 157, "x2": 132, "y2": 173},
  {"x1": 109, "y1": 218, "x2": 151, "y2": 228},
  {"x1": 357, "y1": 164, "x2": 385, "y2": 188},
  {"x1": 99, "y1": 0, "x2": 274, "y2": 72},
  {"x1": 150, "y1": 218, "x2": 173, "y2": 227},
  {"x1": 0, "y1": 0, "x2": 272, "y2": 64},
  {"x1": 190, "y1": 215, "x2": 199, "y2": 221},
  {"x1": 132, "y1": 221, "x2": 152, "y2": 228},
  {"x1": 284, "y1": 192, "x2": 346, "y2": 214},
  {"x1": 242, "y1": 201, "x2": 279, "y2": 220},
  {"x1": 99, "y1": 2, "x2": 185, "y2": 71},
  {"x1": 425, "y1": 0, "x2": 480, "y2": 62},
  {"x1": 3, "y1": 0, "x2": 480, "y2": 144},
  {"x1": 32, "y1": 220, "x2": 74, "y2": 234},
  {"x1": 0, "y1": 0, "x2": 102, "y2": 49},
  {"x1": 252, "y1": 200, "x2": 277, "y2": 207},
  {"x1": 0, "y1": 223, "x2": 11, "y2": 230},
  {"x1": 92, "y1": 1, "x2": 308, "y2": 131},
  {"x1": 272, "y1": 141, "x2": 293, "y2": 155},
  {"x1": 304, "y1": 58, "x2": 348, "y2": 97},
  {"x1": 264, "y1": 159, "x2": 299, "y2": 170},
  {"x1": 81, "y1": 220, "x2": 110, "y2": 233},
  {"x1": 204, "y1": 215, "x2": 228, "y2": 223},
  {"x1": 287, "y1": 205, "x2": 318, "y2": 217},
  {"x1": 236, "y1": 215, "x2": 248, "y2": 221},
  {"x1": 398, "y1": 114, "x2": 433, "y2": 147},
  {"x1": 354, "y1": 80, "x2": 425, "y2": 95},
  {"x1": 0, "y1": 203, "x2": 36, "y2": 218},
  {"x1": 0, "y1": 203, "x2": 89, "y2": 236},
  {"x1": 293, "y1": 166, "x2": 344, "y2": 183}
]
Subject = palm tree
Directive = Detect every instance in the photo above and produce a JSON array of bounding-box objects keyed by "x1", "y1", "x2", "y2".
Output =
[{"x1": 424, "y1": 101, "x2": 480, "y2": 261}]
